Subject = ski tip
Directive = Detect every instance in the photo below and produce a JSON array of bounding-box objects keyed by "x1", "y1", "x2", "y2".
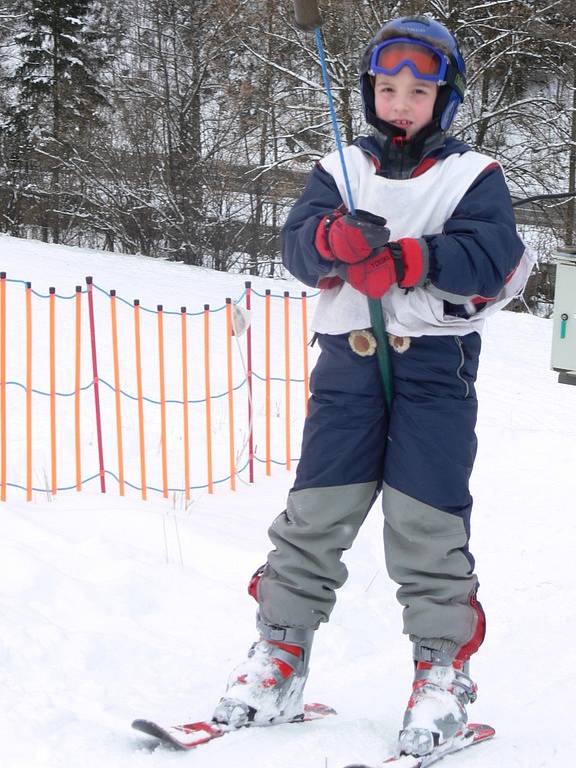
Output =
[
  {"x1": 468, "y1": 722, "x2": 496, "y2": 739},
  {"x1": 131, "y1": 719, "x2": 208, "y2": 751},
  {"x1": 132, "y1": 719, "x2": 170, "y2": 740},
  {"x1": 132, "y1": 718, "x2": 151, "y2": 731},
  {"x1": 304, "y1": 702, "x2": 338, "y2": 717},
  {"x1": 342, "y1": 764, "x2": 374, "y2": 768}
]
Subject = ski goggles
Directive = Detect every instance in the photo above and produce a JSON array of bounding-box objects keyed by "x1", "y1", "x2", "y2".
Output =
[{"x1": 368, "y1": 38, "x2": 449, "y2": 83}]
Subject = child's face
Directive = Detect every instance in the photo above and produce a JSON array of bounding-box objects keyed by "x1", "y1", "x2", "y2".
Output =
[{"x1": 374, "y1": 67, "x2": 437, "y2": 138}]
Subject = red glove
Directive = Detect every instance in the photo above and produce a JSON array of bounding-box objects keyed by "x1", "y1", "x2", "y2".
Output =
[
  {"x1": 315, "y1": 209, "x2": 390, "y2": 264},
  {"x1": 346, "y1": 238, "x2": 428, "y2": 299}
]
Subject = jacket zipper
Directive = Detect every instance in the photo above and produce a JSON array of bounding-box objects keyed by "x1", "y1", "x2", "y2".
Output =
[{"x1": 455, "y1": 336, "x2": 470, "y2": 398}]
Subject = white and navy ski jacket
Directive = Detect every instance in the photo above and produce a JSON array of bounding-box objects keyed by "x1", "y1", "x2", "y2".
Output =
[{"x1": 281, "y1": 136, "x2": 534, "y2": 337}]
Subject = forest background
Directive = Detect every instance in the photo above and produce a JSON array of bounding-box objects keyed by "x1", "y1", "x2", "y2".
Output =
[{"x1": 1, "y1": 0, "x2": 575, "y2": 316}]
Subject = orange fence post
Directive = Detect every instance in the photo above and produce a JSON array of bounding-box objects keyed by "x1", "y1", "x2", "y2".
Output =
[
  {"x1": 301, "y1": 291, "x2": 310, "y2": 418},
  {"x1": 134, "y1": 299, "x2": 147, "y2": 500},
  {"x1": 86, "y1": 277, "x2": 106, "y2": 492},
  {"x1": 0, "y1": 273, "x2": 6, "y2": 501},
  {"x1": 180, "y1": 307, "x2": 190, "y2": 503},
  {"x1": 110, "y1": 290, "x2": 125, "y2": 496},
  {"x1": 203, "y1": 305, "x2": 213, "y2": 494},
  {"x1": 74, "y1": 286, "x2": 82, "y2": 491},
  {"x1": 49, "y1": 287, "x2": 57, "y2": 495},
  {"x1": 225, "y1": 299, "x2": 236, "y2": 491},
  {"x1": 26, "y1": 282, "x2": 32, "y2": 501},
  {"x1": 265, "y1": 289, "x2": 271, "y2": 476},
  {"x1": 157, "y1": 305, "x2": 168, "y2": 498},
  {"x1": 245, "y1": 282, "x2": 254, "y2": 483},
  {"x1": 284, "y1": 291, "x2": 291, "y2": 471}
]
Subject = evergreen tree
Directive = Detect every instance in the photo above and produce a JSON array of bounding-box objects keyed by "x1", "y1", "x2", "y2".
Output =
[
  {"x1": 12, "y1": 0, "x2": 109, "y2": 137},
  {"x1": 7, "y1": 0, "x2": 110, "y2": 241}
]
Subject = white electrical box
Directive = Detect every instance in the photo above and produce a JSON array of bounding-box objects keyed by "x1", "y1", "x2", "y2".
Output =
[{"x1": 551, "y1": 246, "x2": 576, "y2": 385}]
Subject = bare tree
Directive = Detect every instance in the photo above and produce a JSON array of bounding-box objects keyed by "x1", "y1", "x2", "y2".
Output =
[{"x1": 0, "y1": 0, "x2": 574, "y2": 302}]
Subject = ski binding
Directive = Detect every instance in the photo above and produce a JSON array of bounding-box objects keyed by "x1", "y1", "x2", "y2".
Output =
[
  {"x1": 132, "y1": 702, "x2": 336, "y2": 750},
  {"x1": 344, "y1": 723, "x2": 495, "y2": 767}
]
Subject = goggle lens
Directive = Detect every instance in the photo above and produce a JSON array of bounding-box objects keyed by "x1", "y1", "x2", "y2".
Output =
[{"x1": 370, "y1": 39, "x2": 446, "y2": 81}]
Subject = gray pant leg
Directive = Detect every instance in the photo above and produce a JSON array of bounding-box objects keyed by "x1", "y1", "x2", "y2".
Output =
[
  {"x1": 382, "y1": 483, "x2": 481, "y2": 661},
  {"x1": 257, "y1": 482, "x2": 378, "y2": 629}
]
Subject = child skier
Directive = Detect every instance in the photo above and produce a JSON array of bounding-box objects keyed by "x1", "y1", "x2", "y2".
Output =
[{"x1": 213, "y1": 16, "x2": 534, "y2": 759}]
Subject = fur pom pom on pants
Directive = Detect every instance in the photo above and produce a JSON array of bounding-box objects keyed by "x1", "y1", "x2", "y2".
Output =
[{"x1": 256, "y1": 331, "x2": 486, "y2": 662}]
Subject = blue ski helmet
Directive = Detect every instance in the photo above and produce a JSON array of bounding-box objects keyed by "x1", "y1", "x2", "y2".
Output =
[{"x1": 360, "y1": 16, "x2": 466, "y2": 133}]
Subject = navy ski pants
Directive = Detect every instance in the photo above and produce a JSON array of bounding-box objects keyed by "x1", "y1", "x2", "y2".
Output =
[{"x1": 257, "y1": 331, "x2": 486, "y2": 662}]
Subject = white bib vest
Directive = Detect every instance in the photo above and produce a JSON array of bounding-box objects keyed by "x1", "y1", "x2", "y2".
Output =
[{"x1": 312, "y1": 146, "x2": 535, "y2": 337}]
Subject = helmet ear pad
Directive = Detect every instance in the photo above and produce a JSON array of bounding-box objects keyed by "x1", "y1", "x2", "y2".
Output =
[
  {"x1": 439, "y1": 89, "x2": 461, "y2": 131},
  {"x1": 360, "y1": 74, "x2": 377, "y2": 127},
  {"x1": 433, "y1": 83, "x2": 452, "y2": 131}
]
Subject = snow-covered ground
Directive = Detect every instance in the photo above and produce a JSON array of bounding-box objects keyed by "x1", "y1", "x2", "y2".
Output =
[{"x1": 1, "y1": 234, "x2": 575, "y2": 768}]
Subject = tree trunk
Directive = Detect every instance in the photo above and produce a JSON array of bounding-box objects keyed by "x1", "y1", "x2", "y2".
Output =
[
  {"x1": 566, "y1": 60, "x2": 576, "y2": 246},
  {"x1": 51, "y1": 2, "x2": 62, "y2": 244},
  {"x1": 475, "y1": 66, "x2": 492, "y2": 150}
]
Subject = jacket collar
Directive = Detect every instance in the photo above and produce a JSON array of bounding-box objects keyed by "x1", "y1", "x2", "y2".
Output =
[{"x1": 355, "y1": 129, "x2": 471, "y2": 180}]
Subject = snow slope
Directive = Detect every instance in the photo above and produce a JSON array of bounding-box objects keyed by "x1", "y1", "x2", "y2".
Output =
[{"x1": 1, "y1": 234, "x2": 575, "y2": 768}]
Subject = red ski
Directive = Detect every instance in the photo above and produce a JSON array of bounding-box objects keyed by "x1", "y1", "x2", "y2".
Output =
[
  {"x1": 132, "y1": 702, "x2": 336, "y2": 750},
  {"x1": 344, "y1": 723, "x2": 495, "y2": 768}
]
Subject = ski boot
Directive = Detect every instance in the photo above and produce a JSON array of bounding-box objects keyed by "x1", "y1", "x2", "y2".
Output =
[
  {"x1": 398, "y1": 658, "x2": 477, "y2": 757},
  {"x1": 212, "y1": 615, "x2": 314, "y2": 728}
]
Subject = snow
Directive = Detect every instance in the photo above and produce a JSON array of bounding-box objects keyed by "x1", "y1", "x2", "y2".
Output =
[{"x1": 1, "y1": 233, "x2": 575, "y2": 767}]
